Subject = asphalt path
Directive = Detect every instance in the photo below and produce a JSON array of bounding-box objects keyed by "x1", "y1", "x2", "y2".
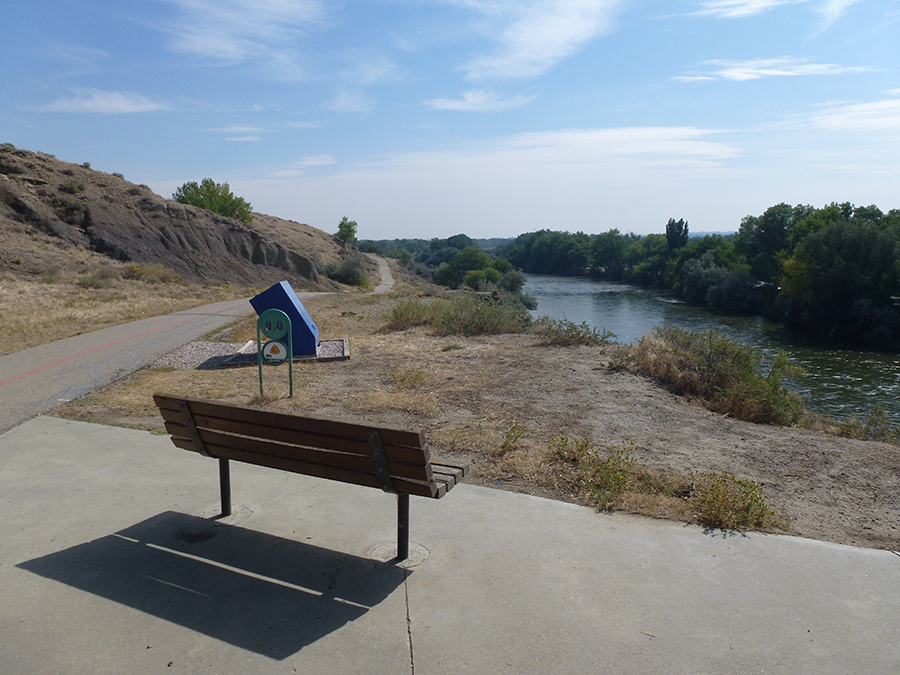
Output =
[
  {"x1": 0, "y1": 297, "x2": 254, "y2": 433},
  {"x1": 367, "y1": 254, "x2": 395, "y2": 294}
]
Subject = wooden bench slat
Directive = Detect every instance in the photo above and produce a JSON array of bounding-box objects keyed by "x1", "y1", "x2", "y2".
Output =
[
  {"x1": 170, "y1": 437, "x2": 438, "y2": 498},
  {"x1": 159, "y1": 408, "x2": 431, "y2": 466},
  {"x1": 163, "y1": 422, "x2": 432, "y2": 482},
  {"x1": 155, "y1": 394, "x2": 428, "y2": 452},
  {"x1": 432, "y1": 463, "x2": 467, "y2": 485},
  {"x1": 432, "y1": 471, "x2": 459, "y2": 490}
]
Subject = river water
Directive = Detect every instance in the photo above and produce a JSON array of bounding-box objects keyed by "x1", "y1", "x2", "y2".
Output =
[{"x1": 525, "y1": 274, "x2": 900, "y2": 424}]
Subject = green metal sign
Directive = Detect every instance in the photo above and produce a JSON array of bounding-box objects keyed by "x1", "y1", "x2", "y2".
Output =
[{"x1": 257, "y1": 309, "x2": 293, "y2": 397}]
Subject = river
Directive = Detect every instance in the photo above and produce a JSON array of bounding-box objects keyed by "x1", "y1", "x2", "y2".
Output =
[{"x1": 525, "y1": 274, "x2": 900, "y2": 424}]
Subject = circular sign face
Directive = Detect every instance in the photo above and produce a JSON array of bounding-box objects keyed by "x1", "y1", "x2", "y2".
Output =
[
  {"x1": 262, "y1": 340, "x2": 289, "y2": 365},
  {"x1": 259, "y1": 309, "x2": 289, "y2": 340}
]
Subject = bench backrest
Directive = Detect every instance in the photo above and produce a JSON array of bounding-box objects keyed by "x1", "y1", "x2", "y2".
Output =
[{"x1": 153, "y1": 394, "x2": 460, "y2": 498}]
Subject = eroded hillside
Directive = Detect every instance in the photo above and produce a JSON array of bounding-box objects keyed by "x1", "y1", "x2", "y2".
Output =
[{"x1": 0, "y1": 144, "x2": 346, "y2": 288}]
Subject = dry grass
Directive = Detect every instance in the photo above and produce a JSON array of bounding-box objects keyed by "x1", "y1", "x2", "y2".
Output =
[{"x1": 0, "y1": 277, "x2": 252, "y2": 355}]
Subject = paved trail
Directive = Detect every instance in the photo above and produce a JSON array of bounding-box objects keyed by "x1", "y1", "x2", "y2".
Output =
[
  {"x1": 367, "y1": 254, "x2": 395, "y2": 294},
  {"x1": 0, "y1": 298, "x2": 253, "y2": 433}
]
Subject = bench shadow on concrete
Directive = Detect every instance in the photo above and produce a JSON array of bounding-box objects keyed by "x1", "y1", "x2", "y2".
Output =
[{"x1": 17, "y1": 511, "x2": 406, "y2": 660}]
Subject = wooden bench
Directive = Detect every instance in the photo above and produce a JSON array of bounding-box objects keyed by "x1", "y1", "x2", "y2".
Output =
[{"x1": 153, "y1": 394, "x2": 468, "y2": 561}]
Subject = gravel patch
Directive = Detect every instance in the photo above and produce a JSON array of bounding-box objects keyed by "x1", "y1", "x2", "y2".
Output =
[{"x1": 151, "y1": 339, "x2": 348, "y2": 370}]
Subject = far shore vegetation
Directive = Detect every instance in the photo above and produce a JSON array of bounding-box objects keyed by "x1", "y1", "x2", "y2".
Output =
[{"x1": 359, "y1": 201, "x2": 900, "y2": 351}]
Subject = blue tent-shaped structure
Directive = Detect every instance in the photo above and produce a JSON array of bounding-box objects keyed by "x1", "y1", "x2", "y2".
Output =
[{"x1": 250, "y1": 281, "x2": 320, "y2": 356}]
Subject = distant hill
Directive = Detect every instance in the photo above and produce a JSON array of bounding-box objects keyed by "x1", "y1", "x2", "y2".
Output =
[{"x1": 0, "y1": 144, "x2": 346, "y2": 289}]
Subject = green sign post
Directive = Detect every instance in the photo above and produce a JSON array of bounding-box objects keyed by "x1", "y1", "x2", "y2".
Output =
[{"x1": 257, "y1": 308, "x2": 293, "y2": 397}]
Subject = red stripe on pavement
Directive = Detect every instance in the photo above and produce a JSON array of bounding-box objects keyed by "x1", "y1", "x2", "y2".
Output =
[{"x1": 0, "y1": 304, "x2": 245, "y2": 388}]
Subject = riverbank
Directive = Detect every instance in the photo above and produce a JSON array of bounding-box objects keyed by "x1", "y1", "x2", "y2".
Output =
[
  {"x1": 525, "y1": 274, "x2": 900, "y2": 425},
  {"x1": 53, "y1": 286, "x2": 900, "y2": 551}
]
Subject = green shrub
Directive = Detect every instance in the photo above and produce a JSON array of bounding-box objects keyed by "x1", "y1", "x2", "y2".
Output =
[
  {"x1": 383, "y1": 295, "x2": 530, "y2": 336},
  {"x1": 323, "y1": 253, "x2": 369, "y2": 287},
  {"x1": 692, "y1": 471, "x2": 777, "y2": 530},
  {"x1": 388, "y1": 366, "x2": 429, "y2": 389},
  {"x1": 121, "y1": 263, "x2": 183, "y2": 284},
  {"x1": 625, "y1": 326, "x2": 805, "y2": 425},
  {"x1": 549, "y1": 437, "x2": 644, "y2": 509},
  {"x1": 464, "y1": 267, "x2": 500, "y2": 290},
  {"x1": 429, "y1": 295, "x2": 529, "y2": 336},
  {"x1": 532, "y1": 317, "x2": 616, "y2": 347},
  {"x1": 501, "y1": 420, "x2": 527, "y2": 452},
  {"x1": 173, "y1": 178, "x2": 253, "y2": 223},
  {"x1": 59, "y1": 179, "x2": 84, "y2": 194},
  {"x1": 837, "y1": 405, "x2": 900, "y2": 444},
  {"x1": 384, "y1": 299, "x2": 433, "y2": 331},
  {"x1": 76, "y1": 274, "x2": 112, "y2": 289}
]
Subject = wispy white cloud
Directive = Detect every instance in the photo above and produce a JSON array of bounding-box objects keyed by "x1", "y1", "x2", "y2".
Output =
[
  {"x1": 271, "y1": 155, "x2": 337, "y2": 178},
  {"x1": 35, "y1": 89, "x2": 169, "y2": 114},
  {"x1": 424, "y1": 89, "x2": 535, "y2": 111},
  {"x1": 692, "y1": 0, "x2": 865, "y2": 27},
  {"x1": 674, "y1": 57, "x2": 868, "y2": 81},
  {"x1": 453, "y1": 0, "x2": 623, "y2": 79},
  {"x1": 496, "y1": 127, "x2": 739, "y2": 167},
  {"x1": 37, "y1": 40, "x2": 109, "y2": 70},
  {"x1": 276, "y1": 126, "x2": 738, "y2": 179},
  {"x1": 341, "y1": 54, "x2": 403, "y2": 86},
  {"x1": 693, "y1": 0, "x2": 806, "y2": 19},
  {"x1": 286, "y1": 120, "x2": 321, "y2": 129},
  {"x1": 806, "y1": 97, "x2": 900, "y2": 132},
  {"x1": 816, "y1": 0, "x2": 865, "y2": 29},
  {"x1": 159, "y1": 0, "x2": 326, "y2": 78},
  {"x1": 325, "y1": 91, "x2": 376, "y2": 113},
  {"x1": 208, "y1": 125, "x2": 268, "y2": 134},
  {"x1": 206, "y1": 125, "x2": 268, "y2": 141}
]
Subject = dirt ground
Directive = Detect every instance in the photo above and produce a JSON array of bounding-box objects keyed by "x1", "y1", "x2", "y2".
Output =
[{"x1": 54, "y1": 273, "x2": 900, "y2": 552}]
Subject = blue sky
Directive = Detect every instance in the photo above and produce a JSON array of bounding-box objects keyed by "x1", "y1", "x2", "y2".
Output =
[{"x1": 2, "y1": 1, "x2": 899, "y2": 239}]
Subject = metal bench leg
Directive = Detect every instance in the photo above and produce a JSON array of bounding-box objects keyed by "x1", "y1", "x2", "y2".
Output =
[
  {"x1": 397, "y1": 493, "x2": 409, "y2": 561},
  {"x1": 219, "y1": 458, "x2": 232, "y2": 517}
]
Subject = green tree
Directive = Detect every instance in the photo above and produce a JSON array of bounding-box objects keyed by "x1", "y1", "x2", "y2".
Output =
[
  {"x1": 665, "y1": 218, "x2": 689, "y2": 250},
  {"x1": 625, "y1": 234, "x2": 669, "y2": 286},
  {"x1": 591, "y1": 229, "x2": 628, "y2": 279},
  {"x1": 736, "y1": 203, "x2": 814, "y2": 283},
  {"x1": 336, "y1": 216, "x2": 358, "y2": 244},
  {"x1": 446, "y1": 233, "x2": 475, "y2": 250},
  {"x1": 434, "y1": 247, "x2": 493, "y2": 288},
  {"x1": 173, "y1": 178, "x2": 253, "y2": 223},
  {"x1": 780, "y1": 221, "x2": 900, "y2": 343}
]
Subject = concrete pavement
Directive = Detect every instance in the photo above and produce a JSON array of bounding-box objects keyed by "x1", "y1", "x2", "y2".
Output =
[{"x1": 1, "y1": 416, "x2": 898, "y2": 674}]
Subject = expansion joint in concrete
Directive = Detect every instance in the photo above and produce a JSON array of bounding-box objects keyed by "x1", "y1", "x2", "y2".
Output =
[{"x1": 404, "y1": 568, "x2": 415, "y2": 675}]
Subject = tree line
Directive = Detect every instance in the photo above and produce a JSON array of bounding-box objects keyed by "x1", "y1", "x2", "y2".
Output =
[
  {"x1": 499, "y1": 205, "x2": 900, "y2": 347},
  {"x1": 362, "y1": 203, "x2": 900, "y2": 348}
]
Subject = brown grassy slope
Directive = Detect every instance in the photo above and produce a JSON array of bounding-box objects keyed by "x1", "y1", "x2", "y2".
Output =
[{"x1": 0, "y1": 143, "x2": 346, "y2": 288}]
